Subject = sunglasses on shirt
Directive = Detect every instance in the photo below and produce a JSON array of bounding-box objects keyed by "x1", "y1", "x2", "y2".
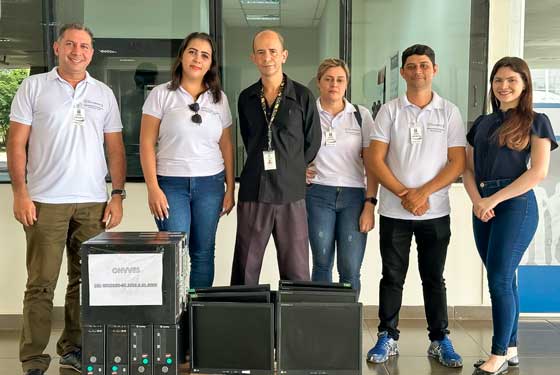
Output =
[{"x1": 188, "y1": 102, "x2": 202, "y2": 124}]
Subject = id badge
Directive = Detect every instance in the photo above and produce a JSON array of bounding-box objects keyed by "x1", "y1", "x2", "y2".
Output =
[
  {"x1": 72, "y1": 103, "x2": 86, "y2": 126},
  {"x1": 263, "y1": 150, "x2": 277, "y2": 170},
  {"x1": 325, "y1": 130, "x2": 337, "y2": 146},
  {"x1": 410, "y1": 127, "x2": 423, "y2": 144}
]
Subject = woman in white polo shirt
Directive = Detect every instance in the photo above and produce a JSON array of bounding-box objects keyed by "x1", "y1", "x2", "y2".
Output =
[
  {"x1": 306, "y1": 58, "x2": 378, "y2": 294},
  {"x1": 140, "y1": 32, "x2": 234, "y2": 289}
]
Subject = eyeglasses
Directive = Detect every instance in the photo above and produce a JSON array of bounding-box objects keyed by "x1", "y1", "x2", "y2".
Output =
[{"x1": 188, "y1": 102, "x2": 202, "y2": 124}]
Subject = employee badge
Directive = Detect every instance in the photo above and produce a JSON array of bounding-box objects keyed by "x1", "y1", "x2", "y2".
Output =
[
  {"x1": 263, "y1": 150, "x2": 277, "y2": 171},
  {"x1": 325, "y1": 129, "x2": 337, "y2": 146},
  {"x1": 410, "y1": 127, "x2": 423, "y2": 145},
  {"x1": 72, "y1": 102, "x2": 86, "y2": 126}
]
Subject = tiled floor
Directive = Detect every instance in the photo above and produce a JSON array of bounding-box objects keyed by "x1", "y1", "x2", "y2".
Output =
[{"x1": 2, "y1": 319, "x2": 560, "y2": 374}]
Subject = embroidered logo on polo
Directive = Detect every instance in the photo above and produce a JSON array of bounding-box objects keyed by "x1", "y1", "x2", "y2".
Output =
[{"x1": 83, "y1": 99, "x2": 104, "y2": 111}]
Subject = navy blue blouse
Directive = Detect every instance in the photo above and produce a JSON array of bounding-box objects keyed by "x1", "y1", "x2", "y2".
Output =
[{"x1": 467, "y1": 111, "x2": 558, "y2": 184}]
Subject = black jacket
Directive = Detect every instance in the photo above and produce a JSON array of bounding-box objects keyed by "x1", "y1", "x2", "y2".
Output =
[{"x1": 237, "y1": 74, "x2": 321, "y2": 203}]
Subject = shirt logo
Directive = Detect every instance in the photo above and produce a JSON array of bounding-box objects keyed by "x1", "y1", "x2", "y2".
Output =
[{"x1": 84, "y1": 99, "x2": 104, "y2": 111}]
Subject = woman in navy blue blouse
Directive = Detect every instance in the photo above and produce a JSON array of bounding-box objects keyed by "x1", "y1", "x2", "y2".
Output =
[{"x1": 464, "y1": 57, "x2": 557, "y2": 375}]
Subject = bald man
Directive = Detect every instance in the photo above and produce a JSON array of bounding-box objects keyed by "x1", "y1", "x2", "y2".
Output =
[{"x1": 231, "y1": 30, "x2": 321, "y2": 285}]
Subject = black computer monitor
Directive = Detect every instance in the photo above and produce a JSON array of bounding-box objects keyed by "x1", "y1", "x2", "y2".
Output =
[
  {"x1": 277, "y1": 302, "x2": 362, "y2": 375},
  {"x1": 277, "y1": 289, "x2": 357, "y2": 303},
  {"x1": 189, "y1": 291, "x2": 270, "y2": 303},
  {"x1": 190, "y1": 284, "x2": 270, "y2": 294},
  {"x1": 279, "y1": 280, "x2": 352, "y2": 290},
  {"x1": 189, "y1": 302, "x2": 274, "y2": 374}
]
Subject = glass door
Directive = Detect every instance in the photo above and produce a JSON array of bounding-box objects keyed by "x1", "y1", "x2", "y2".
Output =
[{"x1": 219, "y1": 0, "x2": 342, "y2": 175}]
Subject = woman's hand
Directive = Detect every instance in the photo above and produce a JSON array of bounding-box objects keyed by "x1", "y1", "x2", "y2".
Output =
[
  {"x1": 473, "y1": 197, "x2": 497, "y2": 222},
  {"x1": 147, "y1": 186, "x2": 169, "y2": 221},
  {"x1": 306, "y1": 163, "x2": 317, "y2": 184},
  {"x1": 221, "y1": 190, "x2": 235, "y2": 216},
  {"x1": 359, "y1": 203, "x2": 375, "y2": 233}
]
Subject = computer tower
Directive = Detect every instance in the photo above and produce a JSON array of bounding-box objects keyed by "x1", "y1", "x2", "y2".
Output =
[
  {"x1": 106, "y1": 325, "x2": 129, "y2": 375},
  {"x1": 130, "y1": 324, "x2": 153, "y2": 375},
  {"x1": 189, "y1": 302, "x2": 274, "y2": 374},
  {"x1": 83, "y1": 324, "x2": 105, "y2": 375},
  {"x1": 277, "y1": 302, "x2": 362, "y2": 375},
  {"x1": 154, "y1": 324, "x2": 181, "y2": 375},
  {"x1": 81, "y1": 232, "x2": 188, "y2": 324}
]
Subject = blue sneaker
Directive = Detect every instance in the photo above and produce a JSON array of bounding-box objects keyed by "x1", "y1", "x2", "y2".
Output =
[
  {"x1": 366, "y1": 331, "x2": 399, "y2": 363},
  {"x1": 427, "y1": 335, "x2": 463, "y2": 368}
]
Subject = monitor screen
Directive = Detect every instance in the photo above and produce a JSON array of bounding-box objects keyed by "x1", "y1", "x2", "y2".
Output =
[
  {"x1": 190, "y1": 302, "x2": 274, "y2": 373},
  {"x1": 278, "y1": 303, "x2": 361, "y2": 374}
]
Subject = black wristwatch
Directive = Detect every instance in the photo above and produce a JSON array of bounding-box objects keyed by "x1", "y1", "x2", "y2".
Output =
[
  {"x1": 111, "y1": 189, "x2": 126, "y2": 199},
  {"x1": 365, "y1": 196, "x2": 377, "y2": 205}
]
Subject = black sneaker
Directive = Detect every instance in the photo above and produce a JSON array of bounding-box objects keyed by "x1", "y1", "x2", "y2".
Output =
[
  {"x1": 59, "y1": 349, "x2": 81, "y2": 373},
  {"x1": 24, "y1": 370, "x2": 45, "y2": 375}
]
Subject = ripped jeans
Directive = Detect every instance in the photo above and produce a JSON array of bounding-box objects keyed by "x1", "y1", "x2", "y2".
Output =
[{"x1": 305, "y1": 184, "x2": 367, "y2": 295}]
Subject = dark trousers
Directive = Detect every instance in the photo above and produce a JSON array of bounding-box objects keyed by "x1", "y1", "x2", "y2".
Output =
[
  {"x1": 231, "y1": 200, "x2": 310, "y2": 285},
  {"x1": 20, "y1": 202, "x2": 106, "y2": 372},
  {"x1": 473, "y1": 179, "x2": 538, "y2": 355},
  {"x1": 378, "y1": 215, "x2": 451, "y2": 341}
]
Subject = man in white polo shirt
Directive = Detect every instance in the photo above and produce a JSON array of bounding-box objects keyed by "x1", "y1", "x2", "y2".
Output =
[
  {"x1": 366, "y1": 44, "x2": 466, "y2": 368},
  {"x1": 7, "y1": 23, "x2": 126, "y2": 375}
]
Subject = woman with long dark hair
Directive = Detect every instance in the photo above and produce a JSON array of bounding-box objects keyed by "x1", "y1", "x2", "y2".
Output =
[
  {"x1": 464, "y1": 57, "x2": 557, "y2": 375},
  {"x1": 140, "y1": 32, "x2": 235, "y2": 288}
]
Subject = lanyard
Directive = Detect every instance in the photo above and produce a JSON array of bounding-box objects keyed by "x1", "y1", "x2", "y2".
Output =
[{"x1": 260, "y1": 77, "x2": 285, "y2": 151}]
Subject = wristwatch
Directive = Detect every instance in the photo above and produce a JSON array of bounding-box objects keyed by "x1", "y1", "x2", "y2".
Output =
[
  {"x1": 111, "y1": 189, "x2": 127, "y2": 199},
  {"x1": 365, "y1": 196, "x2": 378, "y2": 205}
]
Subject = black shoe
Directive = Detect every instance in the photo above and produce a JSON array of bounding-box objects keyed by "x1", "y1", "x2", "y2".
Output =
[
  {"x1": 59, "y1": 349, "x2": 81, "y2": 373},
  {"x1": 474, "y1": 356, "x2": 519, "y2": 368},
  {"x1": 472, "y1": 360, "x2": 508, "y2": 375},
  {"x1": 24, "y1": 370, "x2": 45, "y2": 375}
]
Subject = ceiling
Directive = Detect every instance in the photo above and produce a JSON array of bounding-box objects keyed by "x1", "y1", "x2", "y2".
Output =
[{"x1": 222, "y1": 0, "x2": 326, "y2": 28}]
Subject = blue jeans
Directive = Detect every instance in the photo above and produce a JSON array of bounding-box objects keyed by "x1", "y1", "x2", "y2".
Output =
[
  {"x1": 473, "y1": 178, "x2": 538, "y2": 355},
  {"x1": 156, "y1": 171, "x2": 225, "y2": 289},
  {"x1": 305, "y1": 184, "x2": 367, "y2": 294}
]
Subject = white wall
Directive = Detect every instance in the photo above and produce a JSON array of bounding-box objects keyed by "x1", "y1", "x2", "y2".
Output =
[{"x1": 0, "y1": 183, "x2": 484, "y2": 314}]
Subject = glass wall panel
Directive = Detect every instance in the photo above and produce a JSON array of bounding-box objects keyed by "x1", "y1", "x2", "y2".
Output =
[
  {"x1": 351, "y1": 0, "x2": 472, "y2": 122},
  {"x1": 0, "y1": 0, "x2": 48, "y2": 182},
  {"x1": 0, "y1": 0, "x2": 209, "y2": 181},
  {"x1": 521, "y1": 0, "x2": 560, "y2": 267},
  {"x1": 221, "y1": 0, "x2": 340, "y2": 175}
]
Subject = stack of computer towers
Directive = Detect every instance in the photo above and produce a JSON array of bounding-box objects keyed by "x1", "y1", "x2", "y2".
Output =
[
  {"x1": 187, "y1": 285, "x2": 275, "y2": 374},
  {"x1": 81, "y1": 232, "x2": 188, "y2": 375},
  {"x1": 276, "y1": 281, "x2": 362, "y2": 375}
]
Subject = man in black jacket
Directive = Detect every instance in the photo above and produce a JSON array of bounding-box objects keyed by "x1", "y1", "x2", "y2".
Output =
[{"x1": 231, "y1": 29, "x2": 321, "y2": 285}]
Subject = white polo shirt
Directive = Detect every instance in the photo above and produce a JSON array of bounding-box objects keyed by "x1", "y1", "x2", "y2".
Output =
[
  {"x1": 310, "y1": 98, "x2": 373, "y2": 188},
  {"x1": 9, "y1": 68, "x2": 123, "y2": 204},
  {"x1": 371, "y1": 92, "x2": 466, "y2": 220},
  {"x1": 142, "y1": 83, "x2": 232, "y2": 177}
]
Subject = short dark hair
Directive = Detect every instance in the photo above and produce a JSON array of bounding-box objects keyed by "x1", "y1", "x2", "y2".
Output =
[
  {"x1": 58, "y1": 23, "x2": 94, "y2": 43},
  {"x1": 401, "y1": 44, "x2": 435, "y2": 68},
  {"x1": 168, "y1": 32, "x2": 222, "y2": 103}
]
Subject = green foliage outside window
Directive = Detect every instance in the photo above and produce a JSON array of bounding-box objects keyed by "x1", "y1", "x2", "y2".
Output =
[{"x1": 0, "y1": 69, "x2": 30, "y2": 149}]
